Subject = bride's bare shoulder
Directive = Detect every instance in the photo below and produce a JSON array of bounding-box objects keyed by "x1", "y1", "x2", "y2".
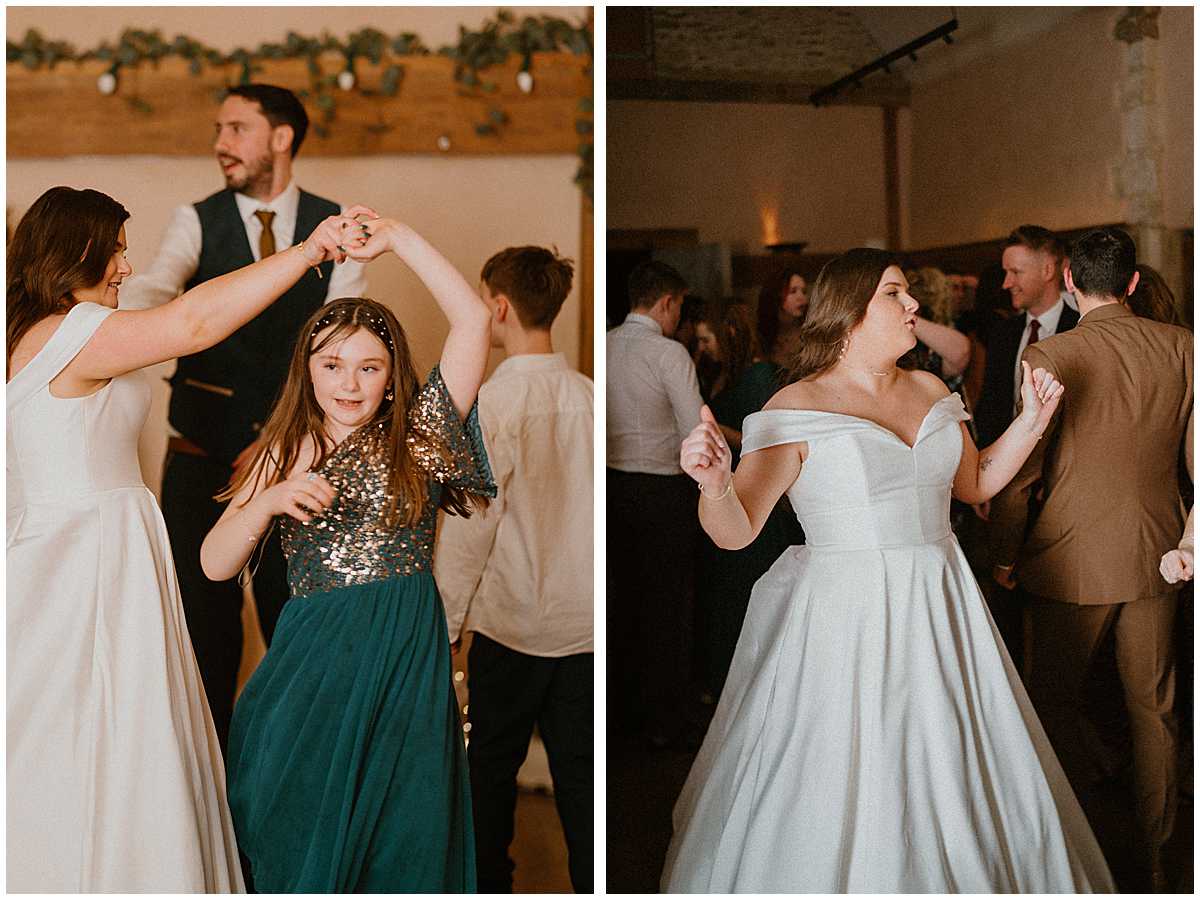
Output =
[{"x1": 764, "y1": 376, "x2": 825, "y2": 412}]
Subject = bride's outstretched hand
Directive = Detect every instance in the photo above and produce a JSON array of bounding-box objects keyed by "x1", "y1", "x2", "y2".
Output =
[
  {"x1": 681, "y1": 405, "x2": 733, "y2": 496},
  {"x1": 1017, "y1": 361, "x2": 1064, "y2": 437}
]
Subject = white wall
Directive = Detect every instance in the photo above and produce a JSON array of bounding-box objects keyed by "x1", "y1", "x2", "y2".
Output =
[
  {"x1": 607, "y1": 100, "x2": 893, "y2": 254},
  {"x1": 907, "y1": 6, "x2": 1192, "y2": 247}
]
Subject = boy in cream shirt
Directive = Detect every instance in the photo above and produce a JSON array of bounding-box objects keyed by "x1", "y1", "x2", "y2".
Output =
[{"x1": 435, "y1": 246, "x2": 592, "y2": 892}]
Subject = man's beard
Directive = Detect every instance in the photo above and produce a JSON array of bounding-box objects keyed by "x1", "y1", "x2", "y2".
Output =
[{"x1": 223, "y1": 152, "x2": 274, "y2": 195}]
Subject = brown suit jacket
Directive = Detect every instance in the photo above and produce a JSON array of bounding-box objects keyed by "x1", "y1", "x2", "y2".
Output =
[{"x1": 991, "y1": 303, "x2": 1193, "y2": 605}]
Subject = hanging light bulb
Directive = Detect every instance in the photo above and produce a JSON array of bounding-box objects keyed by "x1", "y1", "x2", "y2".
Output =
[
  {"x1": 97, "y1": 67, "x2": 118, "y2": 95},
  {"x1": 516, "y1": 70, "x2": 534, "y2": 94}
]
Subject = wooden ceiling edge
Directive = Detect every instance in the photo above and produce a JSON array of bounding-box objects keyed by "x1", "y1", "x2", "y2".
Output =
[{"x1": 608, "y1": 78, "x2": 910, "y2": 107}]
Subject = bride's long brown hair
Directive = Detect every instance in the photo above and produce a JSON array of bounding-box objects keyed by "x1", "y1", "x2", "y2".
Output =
[
  {"x1": 784, "y1": 248, "x2": 899, "y2": 383},
  {"x1": 7, "y1": 187, "x2": 129, "y2": 375},
  {"x1": 220, "y1": 296, "x2": 486, "y2": 526}
]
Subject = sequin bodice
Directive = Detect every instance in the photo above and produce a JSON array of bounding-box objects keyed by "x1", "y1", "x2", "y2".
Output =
[{"x1": 281, "y1": 367, "x2": 495, "y2": 598}]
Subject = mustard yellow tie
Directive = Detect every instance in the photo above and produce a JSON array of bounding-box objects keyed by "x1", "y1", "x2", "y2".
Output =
[{"x1": 254, "y1": 210, "x2": 276, "y2": 259}]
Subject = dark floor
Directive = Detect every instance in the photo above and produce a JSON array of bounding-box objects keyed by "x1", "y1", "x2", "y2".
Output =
[{"x1": 608, "y1": 693, "x2": 1194, "y2": 893}]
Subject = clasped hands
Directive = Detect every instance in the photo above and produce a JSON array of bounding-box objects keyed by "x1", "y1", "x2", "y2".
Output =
[{"x1": 298, "y1": 205, "x2": 417, "y2": 268}]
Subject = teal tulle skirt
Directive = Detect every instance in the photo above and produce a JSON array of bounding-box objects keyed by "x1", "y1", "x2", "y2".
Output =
[{"x1": 227, "y1": 572, "x2": 475, "y2": 892}]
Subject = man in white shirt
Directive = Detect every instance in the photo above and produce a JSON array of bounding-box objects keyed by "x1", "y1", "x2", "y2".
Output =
[
  {"x1": 120, "y1": 84, "x2": 366, "y2": 752},
  {"x1": 435, "y1": 246, "x2": 592, "y2": 892},
  {"x1": 606, "y1": 260, "x2": 704, "y2": 748}
]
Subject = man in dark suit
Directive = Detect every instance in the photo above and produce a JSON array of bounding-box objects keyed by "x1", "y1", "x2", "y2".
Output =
[
  {"x1": 122, "y1": 84, "x2": 366, "y2": 750},
  {"x1": 975, "y1": 225, "x2": 1079, "y2": 447},
  {"x1": 991, "y1": 227, "x2": 1192, "y2": 891},
  {"x1": 972, "y1": 225, "x2": 1078, "y2": 666}
]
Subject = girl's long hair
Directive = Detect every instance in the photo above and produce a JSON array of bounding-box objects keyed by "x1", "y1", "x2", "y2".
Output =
[
  {"x1": 220, "y1": 296, "x2": 486, "y2": 526},
  {"x1": 7, "y1": 186, "x2": 129, "y2": 375},
  {"x1": 756, "y1": 264, "x2": 805, "y2": 356},
  {"x1": 702, "y1": 302, "x2": 761, "y2": 397},
  {"x1": 1130, "y1": 264, "x2": 1190, "y2": 329},
  {"x1": 784, "y1": 248, "x2": 898, "y2": 383}
]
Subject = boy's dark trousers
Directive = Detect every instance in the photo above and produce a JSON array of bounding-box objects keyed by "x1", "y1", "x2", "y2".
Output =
[{"x1": 467, "y1": 633, "x2": 593, "y2": 892}]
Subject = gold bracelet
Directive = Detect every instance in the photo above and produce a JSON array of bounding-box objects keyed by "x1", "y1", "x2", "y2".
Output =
[
  {"x1": 699, "y1": 478, "x2": 733, "y2": 501},
  {"x1": 294, "y1": 241, "x2": 324, "y2": 279}
]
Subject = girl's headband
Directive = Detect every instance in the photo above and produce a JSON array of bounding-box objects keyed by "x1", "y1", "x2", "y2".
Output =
[{"x1": 311, "y1": 306, "x2": 394, "y2": 353}]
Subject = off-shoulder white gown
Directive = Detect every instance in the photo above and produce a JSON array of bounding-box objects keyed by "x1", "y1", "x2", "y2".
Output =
[
  {"x1": 661, "y1": 393, "x2": 1115, "y2": 893},
  {"x1": 7, "y1": 302, "x2": 244, "y2": 891}
]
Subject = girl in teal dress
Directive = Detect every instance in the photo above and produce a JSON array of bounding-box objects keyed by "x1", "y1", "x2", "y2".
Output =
[{"x1": 201, "y1": 218, "x2": 495, "y2": 892}]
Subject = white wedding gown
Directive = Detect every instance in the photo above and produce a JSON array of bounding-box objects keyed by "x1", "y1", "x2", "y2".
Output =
[
  {"x1": 7, "y1": 303, "x2": 244, "y2": 891},
  {"x1": 662, "y1": 393, "x2": 1115, "y2": 893}
]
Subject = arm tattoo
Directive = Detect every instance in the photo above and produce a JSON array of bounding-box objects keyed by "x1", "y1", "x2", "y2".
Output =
[{"x1": 980, "y1": 456, "x2": 994, "y2": 472}]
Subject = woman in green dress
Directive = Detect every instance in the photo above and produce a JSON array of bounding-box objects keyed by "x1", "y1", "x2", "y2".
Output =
[
  {"x1": 201, "y1": 218, "x2": 495, "y2": 892},
  {"x1": 694, "y1": 304, "x2": 804, "y2": 698}
]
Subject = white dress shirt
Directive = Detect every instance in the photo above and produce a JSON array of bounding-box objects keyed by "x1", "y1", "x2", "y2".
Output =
[
  {"x1": 1012, "y1": 297, "x2": 1065, "y2": 412},
  {"x1": 435, "y1": 353, "x2": 593, "y2": 657},
  {"x1": 606, "y1": 313, "x2": 704, "y2": 474},
  {"x1": 119, "y1": 179, "x2": 367, "y2": 311}
]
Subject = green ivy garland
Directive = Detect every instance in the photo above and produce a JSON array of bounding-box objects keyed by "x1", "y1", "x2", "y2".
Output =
[{"x1": 7, "y1": 10, "x2": 593, "y2": 196}]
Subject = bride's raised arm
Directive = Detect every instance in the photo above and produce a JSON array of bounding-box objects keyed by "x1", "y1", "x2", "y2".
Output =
[
  {"x1": 71, "y1": 208, "x2": 374, "y2": 382},
  {"x1": 952, "y1": 359, "x2": 1063, "y2": 504},
  {"x1": 681, "y1": 405, "x2": 803, "y2": 550}
]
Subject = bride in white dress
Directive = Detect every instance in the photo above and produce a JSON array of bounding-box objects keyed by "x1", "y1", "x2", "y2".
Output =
[
  {"x1": 667, "y1": 249, "x2": 1115, "y2": 892},
  {"x1": 6, "y1": 186, "x2": 369, "y2": 891}
]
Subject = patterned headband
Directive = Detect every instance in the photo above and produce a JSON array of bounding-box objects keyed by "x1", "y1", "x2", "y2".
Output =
[{"x1": 311, "y1": 305, "x2": 395, "y2": 353}]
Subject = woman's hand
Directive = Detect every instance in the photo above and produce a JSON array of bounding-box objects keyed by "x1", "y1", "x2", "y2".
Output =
[
  {"x1": 1159, "y1": 548, "x2": 1194, "y2": 584},
  {"x1": 300, "y1": 205, "x2": 379, "y2": 266},
  {"x1": 253, "y1": 471, "x2": 337, "y2": 524},
  {"x1": 1016, "y1": 361, "x2": 1064, "y2": 437},
  {"x1": 681, "y1": 405, "x2": 732, "y2": 496},
  {"x1": 345, "y1": 217, "x2": 413, "y2": 263}
]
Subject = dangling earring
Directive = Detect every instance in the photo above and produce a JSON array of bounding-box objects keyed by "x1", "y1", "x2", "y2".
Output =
[
  {"x1": 838, "y1": 336, "x2": 850, "y2": 360},
  {"x1": 384, "y1": 388, "x2": 394, "y2": 402}
]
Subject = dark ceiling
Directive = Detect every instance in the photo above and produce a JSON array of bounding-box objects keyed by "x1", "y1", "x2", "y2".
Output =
[{"x1": 608, "y1": 7, "x2": 1078, "y2": 107}]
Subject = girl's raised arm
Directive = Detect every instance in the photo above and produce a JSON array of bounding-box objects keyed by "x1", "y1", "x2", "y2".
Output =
[{"x1": 350, "y1": 220, "x2": 491, "y2": 420}]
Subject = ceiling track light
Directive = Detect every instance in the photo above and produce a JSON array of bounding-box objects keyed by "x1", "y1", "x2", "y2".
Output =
[{"x1": 809, "y1": 17, "x2": 959, "y2": 107}]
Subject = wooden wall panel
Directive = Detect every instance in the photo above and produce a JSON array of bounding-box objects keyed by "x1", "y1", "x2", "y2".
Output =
[{"x1": 8, "y1": 50, "x2": 590, "y2": 157}]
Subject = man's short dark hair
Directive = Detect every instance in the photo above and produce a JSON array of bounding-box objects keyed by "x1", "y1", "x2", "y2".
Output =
[
  {"x1": 680, "y1": 294, "x2": 707, "y2": 325},
  {"x1": 1005, "y1": 224, "x2": 1065, "y2": 262},
  {"x1": 628, "y1": 260, "x2": 687, "y2": 310},
  {"x1": 481, "y1": 246, "x2": 574, "y2": 330},
  {"x1": 224, "y1": 84, "x2": 309, "y2": 158},
  {"x1": 1068, "y1": 227, "x2": 1137, "y2": 300}
]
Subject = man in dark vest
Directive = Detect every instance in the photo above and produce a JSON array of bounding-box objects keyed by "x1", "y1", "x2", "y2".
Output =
[
  {"x1": 972, "y1": 224, "x2": 1077, "y2": 671},
  {"x1": 122, "y1": 84, "x2": 367, "y2": 750}
]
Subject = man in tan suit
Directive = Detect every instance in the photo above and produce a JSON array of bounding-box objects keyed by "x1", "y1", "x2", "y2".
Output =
[{"x1": 990, "y1": 227, "x2": 1192, "y2": 891}]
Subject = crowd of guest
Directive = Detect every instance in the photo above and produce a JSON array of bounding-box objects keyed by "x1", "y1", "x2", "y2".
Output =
[{"x1": 607, "y1": 223, "x2": 1192, "y2": 891}]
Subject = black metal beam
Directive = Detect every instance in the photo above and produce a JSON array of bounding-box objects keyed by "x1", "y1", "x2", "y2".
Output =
[{"x1": 810, "y1": 18, "x2": 959, "y2": 107}]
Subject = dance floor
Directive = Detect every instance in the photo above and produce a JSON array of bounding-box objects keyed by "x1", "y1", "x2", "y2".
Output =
[{"x1": 513, "y1": 790, "x2": 572, "y2": 892}]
